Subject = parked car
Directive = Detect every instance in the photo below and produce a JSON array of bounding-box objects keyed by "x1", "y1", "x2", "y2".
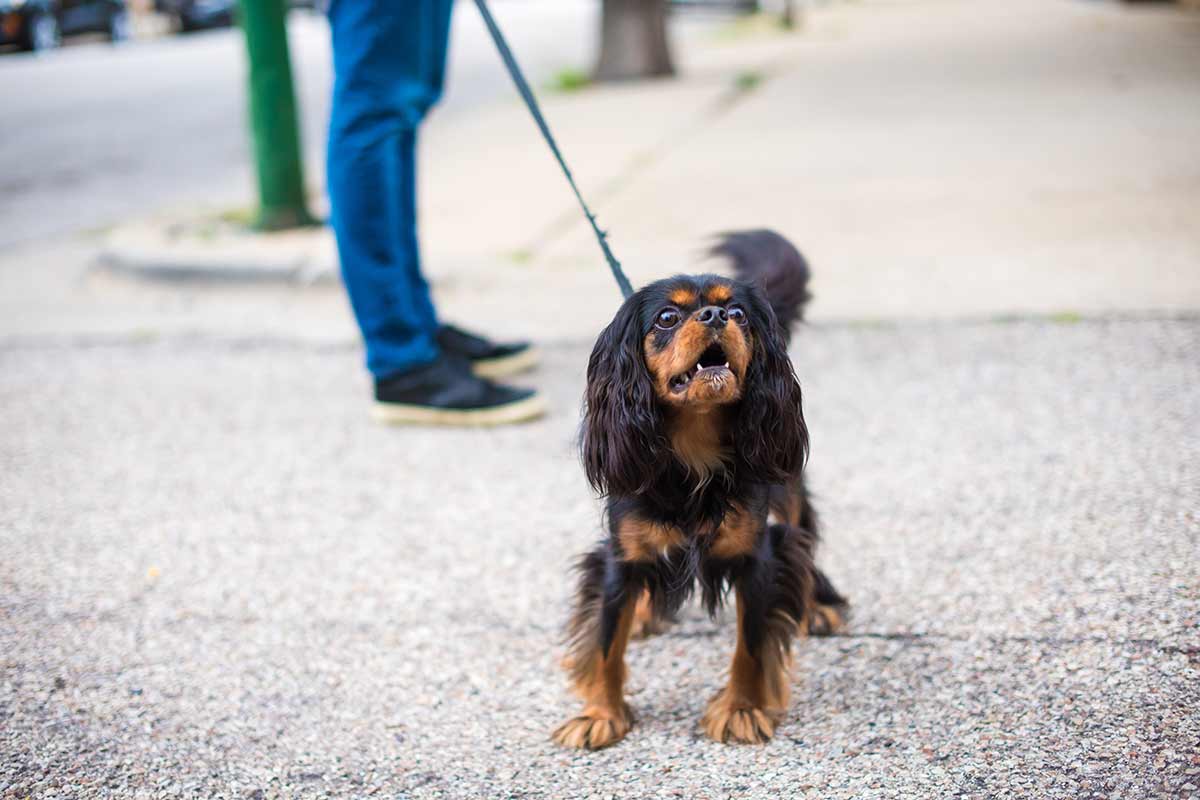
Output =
[
  {"x1": 0, "y1": 0, "x2": 129, "y2": 51},
  {"x1": 154, "y1": 0, "x2": 322, "y2": 33},
  {"x1": 153, "y1": 0, "x2": 230, "y2": 32}
]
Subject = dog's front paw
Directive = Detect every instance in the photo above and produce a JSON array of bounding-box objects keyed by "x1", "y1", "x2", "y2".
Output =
[
  {"x1": 552, "y1": 704, "x2": 633, "y2": 750},
  {"x1": 702, "y1": 692, "x2": 777, "y2": 744}
]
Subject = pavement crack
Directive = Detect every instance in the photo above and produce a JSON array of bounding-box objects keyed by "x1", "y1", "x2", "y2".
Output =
[
  {"x1": 822, "y1": 631, "x2": 1192, "y2": 658},
  {"x1": 3, "y1": 312, "x2": 1192, "y2": 355},
  {"x1": 0, "y1": 331, "x2": 592, "y2": 354},
  {"x1": 826, "y1": 631, "x2": 932, "y2": 642},
  {"x1": 523, "y1": 57, "x2": 787, "y2": 260}
]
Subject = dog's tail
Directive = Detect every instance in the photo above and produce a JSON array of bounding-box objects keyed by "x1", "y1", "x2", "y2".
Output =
[{"x1": 710, "y1": 229, "x2": 811, "y2": 341}]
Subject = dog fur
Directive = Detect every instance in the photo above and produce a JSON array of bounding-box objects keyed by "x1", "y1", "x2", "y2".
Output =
[{"x1": 553, "y1": 230, "x2": 848, "y2": 749}]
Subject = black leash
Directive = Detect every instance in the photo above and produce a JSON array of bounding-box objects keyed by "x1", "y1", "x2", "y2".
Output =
[{"x1": 472, "y1": 0, "x2": 635, "y2": 300}]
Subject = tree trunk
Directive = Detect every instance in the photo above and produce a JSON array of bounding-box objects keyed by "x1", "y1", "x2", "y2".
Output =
[
  {"x1": 782, "y1": 0, "x2": 797, "y2": 29},
  {"x1": 593, "y1": 0, "x2": 675, "y2": 83}
]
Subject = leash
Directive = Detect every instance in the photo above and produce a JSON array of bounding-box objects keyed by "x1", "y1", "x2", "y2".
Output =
[{"x1": 472, "y1": 0, "x2": 635, "y2": 300}]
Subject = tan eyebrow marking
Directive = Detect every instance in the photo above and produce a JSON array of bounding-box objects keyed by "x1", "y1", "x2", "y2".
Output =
[
  {"x1": 669, "y1": 289, "x2": 698, "y2": 306},
  {"x1": 706, "y1": 285, "x2": 733, "y2": 304}
]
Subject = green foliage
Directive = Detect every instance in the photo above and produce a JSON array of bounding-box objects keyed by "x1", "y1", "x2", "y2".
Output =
[
  {"x1": 715, "y1": 11, "x2": 795, "y2": 42},
  {"x1": 217, "y1": 207, "x2": 256, "y2": 227},
  {"x1": 1050, "y1": 311, "x2": 1082, "y2": 324},
  {"x1": 549, "y1": 68, "x2": 592, "y2": 94},
  {"x1": 734, "y1": 70, "x2": 765, "y2": 93}
]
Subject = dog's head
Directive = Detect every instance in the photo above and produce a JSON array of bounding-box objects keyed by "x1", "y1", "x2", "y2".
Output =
[{"x1": 582, "y1": 274, "x2": 807, "y2": 495}]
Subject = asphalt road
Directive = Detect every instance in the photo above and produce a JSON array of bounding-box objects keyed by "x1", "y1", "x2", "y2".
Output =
[
  {"x1": 2, "y1": 317, "x2": 1197, "y2": 798},
  {"x1": 0, "y1": 1, "x2": 600, "y2": 249}
]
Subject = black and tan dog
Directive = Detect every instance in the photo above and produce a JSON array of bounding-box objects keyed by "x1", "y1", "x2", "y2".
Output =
[{"x1": 554, "y1": 230, "x2": 847, "y2": 750}]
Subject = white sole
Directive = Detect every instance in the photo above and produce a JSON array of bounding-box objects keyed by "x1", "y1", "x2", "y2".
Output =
[
  {"x1": 371, "y1": 394, "x2": 547, "y2": 427},
  {"x1": 471, "y1": 347, "x2": 541, "y2": 380}
]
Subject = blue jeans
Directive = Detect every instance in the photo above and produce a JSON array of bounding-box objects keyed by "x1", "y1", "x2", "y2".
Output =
[{"x1": 327, "y1": 0, "x2": 454, "y2": 380}]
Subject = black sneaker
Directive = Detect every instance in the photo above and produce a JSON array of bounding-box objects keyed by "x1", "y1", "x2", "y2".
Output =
[
  {"x1": 372, "y1": 356, "x2": 545, "y2": 427},
  {"x1": 437, "y1": 324, "x2": 540, "y2": 379}
]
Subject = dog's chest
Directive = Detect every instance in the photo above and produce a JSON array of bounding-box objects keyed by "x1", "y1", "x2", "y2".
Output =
[
  {"x1": 667, "y1": 411, "x2": 732, "y2": 486},
  {"x1": 618, "y1": 503, "x2": 760, "y2": 563}
]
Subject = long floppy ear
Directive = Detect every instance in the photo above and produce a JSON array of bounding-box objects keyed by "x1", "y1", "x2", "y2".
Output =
[
  {"x1": 733, "y1": 285, "x2": 809, "y2": 484},
  {"x1": 582, "y1": 294, "x2": 665, "y2": 496}
]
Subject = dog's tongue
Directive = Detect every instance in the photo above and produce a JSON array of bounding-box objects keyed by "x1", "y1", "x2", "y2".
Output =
[{"x1": 697, "y1": 344, "x2": 728, "y2": 370}]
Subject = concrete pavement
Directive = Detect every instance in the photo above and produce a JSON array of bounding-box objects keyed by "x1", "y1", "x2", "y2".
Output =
[
  {"x1": 546, "y1": 0, "x2": 1200, "y2": 322},
  {"x1": 94, "y1": 0, "x2": 1200, "y2": 341},
  {"x1": 2, "y1": 318, "x2": 1197, "y2": 798}
]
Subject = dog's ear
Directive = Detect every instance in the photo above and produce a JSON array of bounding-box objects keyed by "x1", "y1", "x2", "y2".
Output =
[
  {"x1": 582, "y1": 294, "x2": 665, "y2": 496},
  {"x1": 733, "y1": 286, "x2": 809, "y2": 484}
]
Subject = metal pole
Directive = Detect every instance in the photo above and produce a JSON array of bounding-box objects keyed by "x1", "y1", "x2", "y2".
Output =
[{"x1": 237, "y1": 0, "x2": 316, "y2": 230}]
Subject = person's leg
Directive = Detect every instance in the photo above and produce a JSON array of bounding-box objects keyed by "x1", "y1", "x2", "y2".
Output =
[
  {"x1": 326, "y1": 0, "x2": 453, "y2": 380},
  {"x1": 327, "y1": 0, "x2": 542, "y2": 425},
  {"x1": 394, "y1": 0, "x2": 452, "y2": 338},
  {"x1": 393, "y1": 129, "x2": 438, "y2": 340}
]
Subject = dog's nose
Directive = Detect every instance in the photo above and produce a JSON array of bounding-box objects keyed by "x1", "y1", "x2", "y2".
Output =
[{"x1": 696, "y1": 306, "x2": 728, "y2": 328}]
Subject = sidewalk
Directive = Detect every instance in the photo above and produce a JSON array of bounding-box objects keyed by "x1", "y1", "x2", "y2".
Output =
[
  {"x1": 95, "y1": 0, "x2": 1200, "y2": 345},
  {"x1": 3, "y1": 317, "x2": 1197, "y2": 798}
]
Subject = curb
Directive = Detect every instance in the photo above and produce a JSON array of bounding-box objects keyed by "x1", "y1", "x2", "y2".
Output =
[{"x1": 94, "y1": 218, "x2": 341, "y2": 287}]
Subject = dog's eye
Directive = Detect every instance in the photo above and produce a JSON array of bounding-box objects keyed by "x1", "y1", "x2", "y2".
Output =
[
  {"x1": 655, "y1": 308, "x2": 681, "y2": 329},
  {"x1": 728, "y1": 305, "x2": 748, "y2": 326}
]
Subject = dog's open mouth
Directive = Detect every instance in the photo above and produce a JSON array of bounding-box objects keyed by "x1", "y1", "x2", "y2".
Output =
[{"x1": 669, "y1": 343, "x2": 732, "y2": 393}]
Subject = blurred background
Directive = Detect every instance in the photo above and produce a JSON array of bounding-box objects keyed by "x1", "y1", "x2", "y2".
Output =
[{"x1": 2, "y1": 0, "x2": 1197, "y2": 341}]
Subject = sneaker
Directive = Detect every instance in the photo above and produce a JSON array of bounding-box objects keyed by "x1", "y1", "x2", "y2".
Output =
[
  {"x1": 437, "y1": 324, "x2": 540, "y2": 379},
  {"x1": 372, "y1": 356, "x2": 545, "y2": 427}
]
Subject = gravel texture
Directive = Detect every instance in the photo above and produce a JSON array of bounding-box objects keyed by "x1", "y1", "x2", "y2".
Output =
[{"x1": 2, "y1": 317, "x2": 1198, "y2": 799}]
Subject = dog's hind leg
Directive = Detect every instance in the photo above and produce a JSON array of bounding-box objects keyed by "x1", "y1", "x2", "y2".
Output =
[
  {"x1": 629, "y1": 587, "x2": 671, "y2": 639},
  {"x1": 769, "y1": 481, "x2": 848, "y2": 636},
  {"x1": 552, "y1": 544, "x2": 637, "y2": 750},
  {"x1": 807, "y1": 566, "x2": 849, "y2": 635}
]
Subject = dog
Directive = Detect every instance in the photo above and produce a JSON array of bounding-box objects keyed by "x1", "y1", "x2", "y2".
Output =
[{"x1": 552, "y1": 230, "x2": 848, "y2": 750}]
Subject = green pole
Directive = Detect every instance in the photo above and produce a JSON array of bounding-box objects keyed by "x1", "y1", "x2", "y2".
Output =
[{"x1": 237, "y1": 0, "x2": 316, "y2": 230}]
